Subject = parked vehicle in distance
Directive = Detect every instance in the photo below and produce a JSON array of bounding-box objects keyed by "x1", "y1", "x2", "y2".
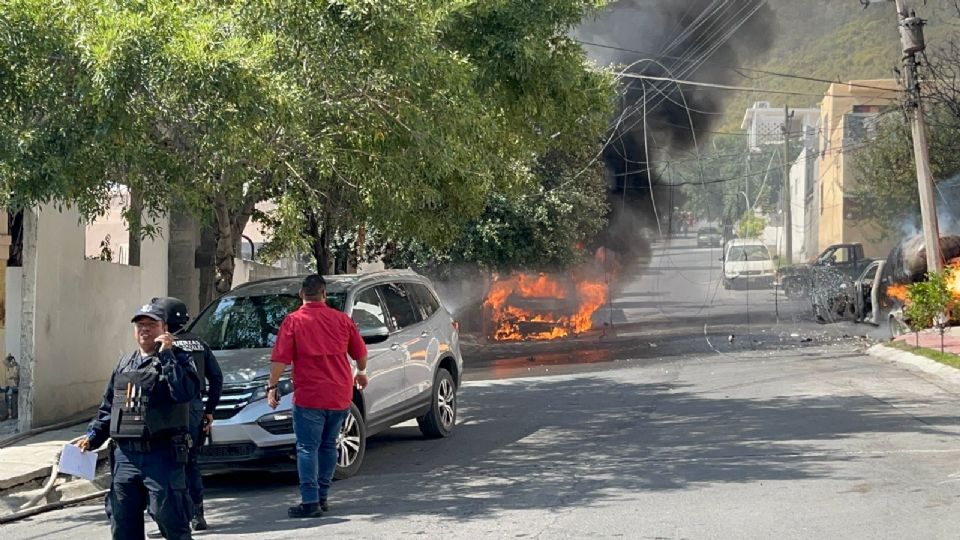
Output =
[
  {"x1": 777, "y1": 243, "x2": 872, "y2": 299},
  {"x1": 721, "y1": 239, "x2": 775, "y2": 289},
  {"x1": 696, "y1": 226, "x2": 722, "y2": 247},
  {"x1": 192, "y1": 270, "x2": 463, "y2": 479}
]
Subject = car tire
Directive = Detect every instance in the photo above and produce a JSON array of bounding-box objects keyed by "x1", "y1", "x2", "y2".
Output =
[
  {"x1": 888, "y1": 314, "x2": 907, "y2": 339},
  {"x1": 417, "y1": 369, "x2": 457, "y2": 439},
  {"x1": 334, "y1": 402, "x2": 366, "y2": 480}
]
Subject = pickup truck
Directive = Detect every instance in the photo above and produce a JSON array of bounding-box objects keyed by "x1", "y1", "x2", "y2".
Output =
[
  {"x1": 808, "y1": 234, "x2": 960, "y2": 335},
  {"x1": 777, "y1": 243, "x2": 873, "y2": 299}
]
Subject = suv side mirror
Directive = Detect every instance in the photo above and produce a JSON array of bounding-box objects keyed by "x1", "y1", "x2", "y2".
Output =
[{"x1": 360, "y1": 325, "x2": 390, "y2": 345}]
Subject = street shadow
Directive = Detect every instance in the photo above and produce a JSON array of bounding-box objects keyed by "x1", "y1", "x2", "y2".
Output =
[{"x1": 193, "y1": 373, "x2": 957, "y2": 527}]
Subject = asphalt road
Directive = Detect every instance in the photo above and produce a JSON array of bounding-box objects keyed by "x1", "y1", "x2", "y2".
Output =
[{"x1": 4, "y1": 237, "x2": 959, "y2": 539}]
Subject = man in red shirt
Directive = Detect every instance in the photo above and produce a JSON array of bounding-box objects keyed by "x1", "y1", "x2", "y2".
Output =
[{"x1": 267, "y1": 274, "x2": 368, "y2": 518}]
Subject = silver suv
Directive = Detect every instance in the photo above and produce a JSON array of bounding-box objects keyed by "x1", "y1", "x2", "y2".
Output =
[{"x1": 191, "y1": 270, "x2": 463, "y2": 479}]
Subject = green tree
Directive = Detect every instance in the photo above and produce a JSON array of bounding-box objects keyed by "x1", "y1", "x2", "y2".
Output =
[
  {"x1": 257, "y1": 0, "x2": 614, "y2": 272},
  {"x1": 737, "y1": 211, "x2": 767, "y2": 239},
  {"x1": 1, "y1": 0, "x2": 613, "y2": 292},
  {"x1": 852, "y1": 109, "x2": 960, "y2": 235},
  {"x1": 384, "y1": 148, "x2": 609, "y2": 273},
  {"x1": 677, "y1": 134, "x2": 786, "y2": 225},
  {"x1": 905, "y1": 269, "x2": 955, "y2": 330},
  {"x1": 0, "y1": 0, "x2": 287, "y2": 291}
]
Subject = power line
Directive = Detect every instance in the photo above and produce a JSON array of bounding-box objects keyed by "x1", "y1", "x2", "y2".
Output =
[
  {"x1": 618, "y1": 72, "x2": 902, "y2": 100},
  {"x1": 576, "y1": 39, "x2": 904, "y2": 94}
]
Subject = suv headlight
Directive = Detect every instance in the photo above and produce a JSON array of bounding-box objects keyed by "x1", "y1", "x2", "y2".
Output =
[{"x1": 249, "y1": 377, "x2": 294, "y2": 403}]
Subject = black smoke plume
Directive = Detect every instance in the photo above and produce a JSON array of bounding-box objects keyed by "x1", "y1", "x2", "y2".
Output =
[{"x1": 576, "y1": 1, "x2": 777, "y2": 234}]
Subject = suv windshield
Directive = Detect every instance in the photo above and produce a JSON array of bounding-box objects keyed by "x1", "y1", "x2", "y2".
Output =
[
  {"x1": 191, "y1": 292, "x2": 346, "y2": 349},
  {"x1": 699, "y1": 228, "x2": 719, "y2": 235},
  {"x1": 727, "y1": 245, "x2": 769, "y2": 262}
]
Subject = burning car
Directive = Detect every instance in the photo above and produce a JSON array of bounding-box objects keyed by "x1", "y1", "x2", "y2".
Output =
[
  {"x1": 809, "y1": 234, "x2": 960, "y2": 336},
  {"x1": 484, "y1": 273, "x2": 609, "y2": 341},
  {"x1": 777, "y1": 243, "x2": 872, "y2": 299}
]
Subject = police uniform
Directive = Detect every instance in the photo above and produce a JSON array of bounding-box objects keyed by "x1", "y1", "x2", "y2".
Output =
[
  {"x1": 173, "y1": 330, "x2": 222, "y2": 528},
  {"x1": 85, "y1": 305, "x2": 201, "y2": 540},
  {"x1": 151, "y1": 296, "x2": 223, "y2": 531}
]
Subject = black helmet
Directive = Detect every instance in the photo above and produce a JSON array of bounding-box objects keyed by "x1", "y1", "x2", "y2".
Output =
[{"x1": 150, "y1": 296, "x2": 190, "y2": 333}]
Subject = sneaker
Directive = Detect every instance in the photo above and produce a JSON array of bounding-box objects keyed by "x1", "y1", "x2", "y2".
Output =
[
  {"x1": 146, "y1": 529, "x2": 163, "y2": 539},
  {"x1": 287, "y1": 503, "x2": 323, "y2": 519}
]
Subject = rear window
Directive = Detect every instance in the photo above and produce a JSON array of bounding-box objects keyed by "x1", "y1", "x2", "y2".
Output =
[
  {"x1": 378, "y1": 283, "x2": 422, "y2": 330},
  {"x1": 699, "y1": 228, "x2": 719, "y2": 234},
  {"x1": 407, "y1": 283, "x2": 441, "y2": 319},
  {"x1": 191, "y1": 292, "x2": 346, "y2": 349}
]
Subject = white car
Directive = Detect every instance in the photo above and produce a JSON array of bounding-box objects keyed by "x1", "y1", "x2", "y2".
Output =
[{"x1": 722, "y1": 240, "x2": 776, "y2": 289}]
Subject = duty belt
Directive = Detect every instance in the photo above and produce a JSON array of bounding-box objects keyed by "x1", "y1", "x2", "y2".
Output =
[{"x1": 116, "y1": 434, "x2": 191, "y2": 454}]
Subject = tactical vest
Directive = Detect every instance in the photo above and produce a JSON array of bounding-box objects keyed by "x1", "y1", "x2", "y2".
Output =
[
  {"x1": 174, "y1": 336, "x2": 206, "y2": 389},
  {"x1": 109, "y1": 353, "x2": 190, "y2": 440}
]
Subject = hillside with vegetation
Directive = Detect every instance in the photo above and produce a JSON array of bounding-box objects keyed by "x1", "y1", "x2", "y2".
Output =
[{"x1": 716, "y1": 0, "x2": 960, "y2": 131}]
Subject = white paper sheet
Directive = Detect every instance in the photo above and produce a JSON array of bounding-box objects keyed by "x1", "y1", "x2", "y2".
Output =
[{"x1": 58, "y1": 443, "x2": 98, "y2": 480}]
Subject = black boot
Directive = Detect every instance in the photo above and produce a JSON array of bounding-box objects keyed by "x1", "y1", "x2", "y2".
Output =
[
  {"x1": 192, "y1": 503, "x2": 208, "y2": 531},
  {"x1": 319, "y1": 499, "x2": 329, "y2": 512},
  {"x1": 288, "y1": 502, "x2": 323, "y2": 518}
]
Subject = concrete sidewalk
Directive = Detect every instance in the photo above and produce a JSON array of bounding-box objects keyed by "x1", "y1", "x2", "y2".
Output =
[
  {"x1": 0, "y1": 422, "x2": 109, "y2": 519},
  {"x1": 867, "y1": 341, "x2": 960, "y2": 387}
]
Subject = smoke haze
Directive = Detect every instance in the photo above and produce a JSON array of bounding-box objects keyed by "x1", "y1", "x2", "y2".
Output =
[{"x1": 575, "y1": 1, "x2": 777, "y2": 217}]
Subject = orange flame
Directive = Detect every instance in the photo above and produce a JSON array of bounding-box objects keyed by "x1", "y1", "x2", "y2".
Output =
[
  {"x1": 887, "y1": 284, "x2": 909, "y2": 302},
  {"x1": 484, "y1": 272, "x2": 609, "y2": 341},
  {"x1": 886, "y1": 259, "x2": 960, "y2": 304},
  {"x1": 947, "y1": 261, "x2": 960, "y2": 296}
]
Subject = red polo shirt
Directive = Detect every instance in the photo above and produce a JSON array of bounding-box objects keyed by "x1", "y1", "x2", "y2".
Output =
[{"x1": 271, "y1": 302, "x2": 367, "y2": 410}]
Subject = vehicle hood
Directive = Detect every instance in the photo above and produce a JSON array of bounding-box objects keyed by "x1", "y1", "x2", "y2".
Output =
[
  {"x1": 725, "y1": 259, "x2": 774, "y2": 275},
  {"x1": 212, "y1": 348, "x2": 274, "y2": 384}
]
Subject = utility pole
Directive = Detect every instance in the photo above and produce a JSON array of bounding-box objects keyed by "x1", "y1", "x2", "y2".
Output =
[
  {"x1": 865, "y1": 0, "x2": 942, "y2": 271},
  {"x1": 782, "y1": 106, "x2": 794, "y2": 265}
]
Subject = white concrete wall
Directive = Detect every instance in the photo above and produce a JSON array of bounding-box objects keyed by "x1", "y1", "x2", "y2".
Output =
[
  {"x1": 789, "y1": 149, "x2": 810, "y2": 262},
  {"x1": 5, "y1": 268, "x2": 22, "y2": 362},
  {"x1": 232, "y1": 258, "x2": 293, "y2": 288},
  {"x1": 20, "y1": 205, "x2": 168, "y2": 428}
]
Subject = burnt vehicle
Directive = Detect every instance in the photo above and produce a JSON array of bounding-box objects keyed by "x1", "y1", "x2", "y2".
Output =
[
  {"x1": 810, "y1": 234, "x2": 960, "y2": 335},
  {"x1": 778, "y1": 243, "x2": 872, "y2": 299}
]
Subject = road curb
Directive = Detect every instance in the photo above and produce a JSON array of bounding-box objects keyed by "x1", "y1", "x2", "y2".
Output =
[{"x1": 866, "y1": 343, "x2": 960, "y2": 386}]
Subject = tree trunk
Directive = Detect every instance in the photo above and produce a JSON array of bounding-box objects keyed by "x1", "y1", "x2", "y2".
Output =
[
  {"x1": 306, "y1": 208, "x2": 332, "y2": 274},
  {"x1": 127, "y1": 188, "x2": 142, "y2": 267},
  {"x1": 212, "y1": 190, "x2": 259, "y2": 294}
]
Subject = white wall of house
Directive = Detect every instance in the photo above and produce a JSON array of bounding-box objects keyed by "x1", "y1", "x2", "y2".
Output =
[
  {"x1": 789, "y1": 147, "x2": 819, "y2": 263},
  {"x1": 18, "y1": 205, "x2": 168, "y2": 429},
  {"x1": 232, "y1": 258, "x2": 293, "y2": 287}
]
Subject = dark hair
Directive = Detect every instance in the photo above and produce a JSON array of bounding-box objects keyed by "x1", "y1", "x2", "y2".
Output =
[{"x1": 301, "y1": 274, "x2": 326, "y2": 300}]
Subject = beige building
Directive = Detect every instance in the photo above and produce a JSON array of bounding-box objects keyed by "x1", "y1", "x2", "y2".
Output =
[{"x1": 816, "y1": 80, "x2": 900, "y2": 258}]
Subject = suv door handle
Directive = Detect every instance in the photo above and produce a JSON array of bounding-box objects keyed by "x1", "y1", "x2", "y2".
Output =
[{"x1": 390, "y1": 344, "x2": 400, "y2": 351}]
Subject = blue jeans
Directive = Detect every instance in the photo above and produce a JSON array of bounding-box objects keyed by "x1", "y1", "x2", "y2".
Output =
[{"x1": 292, "y1": 405, "x2": 349, "y2": 504}]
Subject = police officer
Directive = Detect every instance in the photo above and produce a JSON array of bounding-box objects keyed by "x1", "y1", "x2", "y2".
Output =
[
  {"x1": 75, "y1": 304, "x2": 201, "y2": 540},
  {"x1": 150, "y1": 296, "x2": 223, "y2": 531}
]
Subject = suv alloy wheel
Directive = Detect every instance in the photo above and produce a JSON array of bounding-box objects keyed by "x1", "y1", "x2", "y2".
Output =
[
  {"x1": 417, "y1": 369, "x2": 457, "y2": 438},
  {"x1": 334, "y1": 402, "x2": 366, "y2": 480}
]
